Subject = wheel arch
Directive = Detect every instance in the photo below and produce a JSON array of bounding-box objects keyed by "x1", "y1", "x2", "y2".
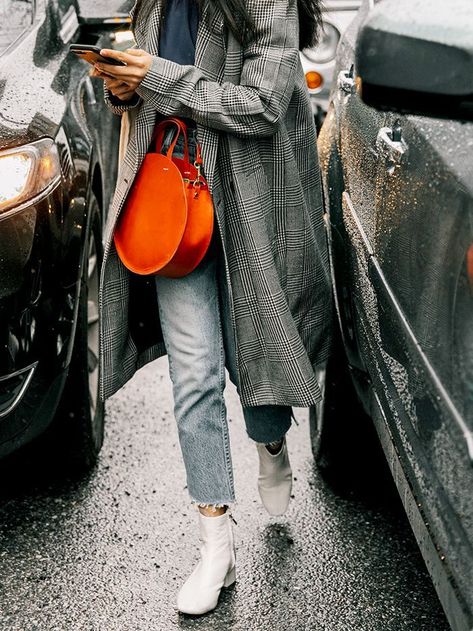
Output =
[
  {"x1": 322, "y1": 131, "x2": 367, "y2": 373},
  {"x1": 90, "y1": 161, "x2": 104, "y2": 218}
]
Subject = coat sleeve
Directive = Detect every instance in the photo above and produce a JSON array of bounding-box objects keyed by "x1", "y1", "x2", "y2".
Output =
[
  {"x1": 134, "y1": 0, "x2": 300, "y2": 137},
  {"x1": 103, "y1": 83, "x2": 143, "y2": 116}
]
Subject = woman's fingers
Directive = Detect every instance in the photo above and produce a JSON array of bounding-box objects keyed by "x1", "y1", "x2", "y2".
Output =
[
  {"x1": 104, "y1": 76, "x2": 121, "y2": 88},
  {"x1": 89, "y1": 66, "x2": 105, "y2": 78},
  {"x1": 95, "y1": 48, "x2": 153, "y2": 89},
  {"x1": 97, "y1": 74, "x2": 134, "y2": 98},
  {"x1": 123, "y1": 48, "x2": 144, "y2": 56},
  {"x1": 112, "y1": 85, "x2": 136, "y2": 99},
  {"x1": 94, "y1": 63, "x2": 128, "y2": 79},
  {"x1": 89, "y1": 62, "x2": 136, "y2": 99},
  {"x1": 105, "y1": 77, "x2": 135, "y2": 98},
  {"x1": 99, "y1": 48, "x2": 146, "y2": 65}
]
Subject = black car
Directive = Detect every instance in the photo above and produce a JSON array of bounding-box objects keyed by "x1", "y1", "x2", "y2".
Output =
[
  {"x1": 0, "y1": 0, "x2": 130, "y2": 471},
  {"x1": 316, "y1": 0, "x2": 473, "y2": 629}
]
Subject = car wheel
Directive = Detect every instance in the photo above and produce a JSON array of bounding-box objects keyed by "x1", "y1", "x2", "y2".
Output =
[
  {"x1": 47, "y1": 193, "x2": 104, "y2": 474},
  {"x1": 309, "y1": 325, "x2": 375, "y2": 477}
]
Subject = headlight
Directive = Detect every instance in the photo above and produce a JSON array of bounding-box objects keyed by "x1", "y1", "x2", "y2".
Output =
[
  {"x1": 302, "y1": 22, "x2": 340, "y2": 65},
  {"x1": 0, "y1": 138, "x2": 61, "y2": 215}
]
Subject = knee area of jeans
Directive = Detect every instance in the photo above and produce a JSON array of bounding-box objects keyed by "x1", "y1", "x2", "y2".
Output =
[
  {"x1": 173, "y1": 353, "x2": 223, "y2": 393},
  {"x1": 175, "y1": 412, "x2": 226, "y2": 448}
]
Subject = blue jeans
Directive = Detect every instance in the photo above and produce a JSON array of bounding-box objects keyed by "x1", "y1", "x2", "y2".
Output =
[
  {"x1": 155, "y1": 256, "x2": 292, "y2": 505},
  {"x1": 155, "y1": 124, "x2": 292, "y2": 505}
]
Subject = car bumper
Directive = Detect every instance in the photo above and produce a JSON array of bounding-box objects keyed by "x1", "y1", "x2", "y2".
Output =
[{"x1": 0, "y1": 183, "x2": 77, "y2": 455}]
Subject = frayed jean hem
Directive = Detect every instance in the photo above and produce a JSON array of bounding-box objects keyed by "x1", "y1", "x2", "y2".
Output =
[{"x1": 190, "y1": 499, "x2": 235, "y2": 512}]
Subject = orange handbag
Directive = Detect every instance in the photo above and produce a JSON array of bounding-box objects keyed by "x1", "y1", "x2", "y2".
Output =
[{"x1": 113, "y1": 117, "x2": 214, "y2": 278}]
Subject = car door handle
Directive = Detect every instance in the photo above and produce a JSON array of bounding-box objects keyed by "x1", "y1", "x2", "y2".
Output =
[
  {"x1": 337, "y1": 66, "x2": 355, "y2": 94},
  {"x1": 376, "y1": 124, "x2": 408, "y2": 173},
  {"x1": 82, "y1": 77, "x2": 97, "y2": 106}
]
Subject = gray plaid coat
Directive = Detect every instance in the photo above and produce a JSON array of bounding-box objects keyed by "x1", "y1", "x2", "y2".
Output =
[{"x1": 99, "y1": 0, "x2": 332, "y2": 406}]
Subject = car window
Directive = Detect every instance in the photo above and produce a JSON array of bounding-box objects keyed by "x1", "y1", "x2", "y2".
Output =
[{"x1": 0, "y1": 0, "x2": 34, "y2": 55}]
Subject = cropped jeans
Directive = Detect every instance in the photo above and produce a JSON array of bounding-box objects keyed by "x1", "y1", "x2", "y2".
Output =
[{"x1": 154, "y1": 124, "x2": 292, "y2": 506}]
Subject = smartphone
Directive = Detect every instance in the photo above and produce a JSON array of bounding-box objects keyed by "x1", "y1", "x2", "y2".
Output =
[{"x1": 69, "y1": 44, "x2": 126, "y2": 66}]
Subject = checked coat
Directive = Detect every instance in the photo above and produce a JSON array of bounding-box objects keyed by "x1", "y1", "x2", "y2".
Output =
[{"x1": 99, "y1": 0, "x2": 333, "y2": 407}]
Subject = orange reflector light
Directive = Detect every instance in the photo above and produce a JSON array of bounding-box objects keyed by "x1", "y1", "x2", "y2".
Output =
[
  {"x1": 305, "y1": 71, "x2": 323, "y2": 90},
  {"x1": 467, "y1": 243, "x2": 473, "y2": 293}
]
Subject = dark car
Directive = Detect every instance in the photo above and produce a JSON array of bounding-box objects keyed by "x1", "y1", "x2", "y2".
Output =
[
  {"x1": 299, "y1": 0, "x2": 361, "y2": 127},
  {"x1": 316, "y1": 0, "x2": 473, "y2": 629},
  {"x1": 0, "y1": 0, "x2": 131, "y2": 472}
]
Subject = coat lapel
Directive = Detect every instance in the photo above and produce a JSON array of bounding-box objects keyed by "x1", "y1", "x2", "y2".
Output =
[
  {"x1": 129, "y1": 0, "x2": 163, "y2": 44},
  {"x1": 126, "y1": 0, "x2": 227, "y2": 194},
  {"x1": 144, "y1": 0, "x2": 163, "y2": 55},
  {"x1": 194, "y1": 0, "x2": 226, "y2": 194},
  {"x1": 133, "y1": 0, "x2": 226, "y2": 59},
  {"x1": 195, "y1": 0, "x2": 226, "y2": 70}
]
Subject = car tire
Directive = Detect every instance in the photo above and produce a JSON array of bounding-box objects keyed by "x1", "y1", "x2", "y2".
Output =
[
  {"x1": 46, "y1": 193, "x2": 104, "y2": 474},
  {"x1": 310, "y1": 325, "x2": 376, "y2": 477}
]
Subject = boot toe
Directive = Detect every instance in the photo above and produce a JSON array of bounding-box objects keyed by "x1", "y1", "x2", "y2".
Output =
[
  {"x1": 258, "y1": 479, "x2": 292, "y2": 516},
  {"x1": 177, "y1": 583, "x2": 218, "y2": 616}
]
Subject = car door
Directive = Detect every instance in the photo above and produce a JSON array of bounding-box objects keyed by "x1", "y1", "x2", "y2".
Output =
[
  {"x1": 322, "y1": 0, "x2": 389, "y2": 372},
  {"x1": 320, "y1": 0, "x2": 473, "y2": 622},
  {"x1": 370, "y1": 104, "x2": 473, "y2": 593}
]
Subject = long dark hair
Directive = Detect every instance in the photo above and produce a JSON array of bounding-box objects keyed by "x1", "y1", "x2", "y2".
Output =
[{"x1": 133, "y1": 0, "x2": 322, "y2": 51}]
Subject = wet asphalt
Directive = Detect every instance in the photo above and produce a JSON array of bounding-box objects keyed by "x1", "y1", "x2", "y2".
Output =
[{"x1": 0, "y1": 358, "x2": 450, "y2": 631}]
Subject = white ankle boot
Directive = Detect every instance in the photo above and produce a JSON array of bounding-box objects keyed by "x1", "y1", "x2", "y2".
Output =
[
  {"x1": 176, "y1": 511, "x2": 236, "y2": 615},
  {"x1": 256, "y1": 438, "x2": 293, "y2": 516}
]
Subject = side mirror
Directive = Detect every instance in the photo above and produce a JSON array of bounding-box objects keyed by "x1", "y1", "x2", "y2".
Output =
[
  {"x1": 78, "y1": 15, "x2": 131, "y2": 32},
  {"x1": 355, "y1": 0, "x2": 473, "y2": 122},
  {"x1": 77, "y1": 0, "x2": 132, "y2": 32}
]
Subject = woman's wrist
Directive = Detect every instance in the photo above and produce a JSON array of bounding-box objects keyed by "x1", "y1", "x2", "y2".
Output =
[
  {"x1": 106, "y1": 87, "x2": 140, "y2": 106},
  {"x1": 115, "y1": 92, "x2": 138, "y2": 103}
]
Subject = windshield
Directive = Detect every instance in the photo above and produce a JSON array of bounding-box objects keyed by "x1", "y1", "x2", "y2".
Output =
[{"x1": 0, "y1": 0, "x2": 33, "y2": 55}]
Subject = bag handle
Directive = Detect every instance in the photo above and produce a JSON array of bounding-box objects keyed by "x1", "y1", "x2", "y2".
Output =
[
  {"x1": 154, "y1": 118, "x2": 189, "y2": 160},
  {"x1": 164, "y1": 118, "x2": 190, "y2": 161},
  {"x1": 153, "y1": 117, "x2": 190, "y2": 162}
]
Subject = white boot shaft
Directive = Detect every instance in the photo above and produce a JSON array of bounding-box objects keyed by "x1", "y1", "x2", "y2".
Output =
[
  {"x1": 256, "y1": 438, "x2": 293, "y2": 516},
  {"x1": 177, "y1": 511, "x2": 236, "y2": 615}
]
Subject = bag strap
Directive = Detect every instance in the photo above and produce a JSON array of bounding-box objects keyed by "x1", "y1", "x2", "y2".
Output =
[
  {"x1": 152, "y1": 117, "x2": 190, "y2": 162},
  {"x1": 193, "y1": 142, "x2": 206, "y2": 189},
  {"x1": 195, "y1": 142, "x2": 203, "y2": 168}
]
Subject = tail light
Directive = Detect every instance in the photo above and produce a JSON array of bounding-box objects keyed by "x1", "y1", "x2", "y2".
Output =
[
  {"x1": 467, "y1": 242, "x2": 473, "y2": 293},
  {"x1": 306, "y1": 71, "x2": 324, "y2": 91}
]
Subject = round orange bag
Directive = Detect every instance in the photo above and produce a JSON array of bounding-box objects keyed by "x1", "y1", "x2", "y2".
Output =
[{"x1": 114, "y1": 117, "x2": 214, "y2": 277}]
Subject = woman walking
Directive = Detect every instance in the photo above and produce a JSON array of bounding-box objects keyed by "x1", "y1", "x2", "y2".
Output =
[{"x1": 92, "y1": 0, "x2": 331, "y2": 615}]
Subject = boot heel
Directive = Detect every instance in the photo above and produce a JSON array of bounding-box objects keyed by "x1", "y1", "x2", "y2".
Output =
[{"x1": 223, "y1": 566, "x2": 236, "y2": 587}]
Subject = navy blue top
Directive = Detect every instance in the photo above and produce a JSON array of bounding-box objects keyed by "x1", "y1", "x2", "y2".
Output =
[{"x1": 159, "y1": 0, "x2": 199, "y2": 66}]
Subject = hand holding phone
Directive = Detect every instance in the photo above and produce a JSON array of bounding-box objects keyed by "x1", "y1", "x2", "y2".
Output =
[
  {"x1": 76, "y1": 47, "x2": 153, "y2": 101},
  {"x1": 71, "y1": 45, "x2": 136, "y2": 100},
  {"x1": 70, "y1": 44, "x2": 127, "y2": 67},
  {"x1": 93, "y1": 48, "x2": 153, "y2": 94}
]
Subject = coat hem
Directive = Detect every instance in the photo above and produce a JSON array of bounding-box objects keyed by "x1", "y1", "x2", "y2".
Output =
[{"x1": 99, "y1": 341, "x2": 167, "y2": 402}]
